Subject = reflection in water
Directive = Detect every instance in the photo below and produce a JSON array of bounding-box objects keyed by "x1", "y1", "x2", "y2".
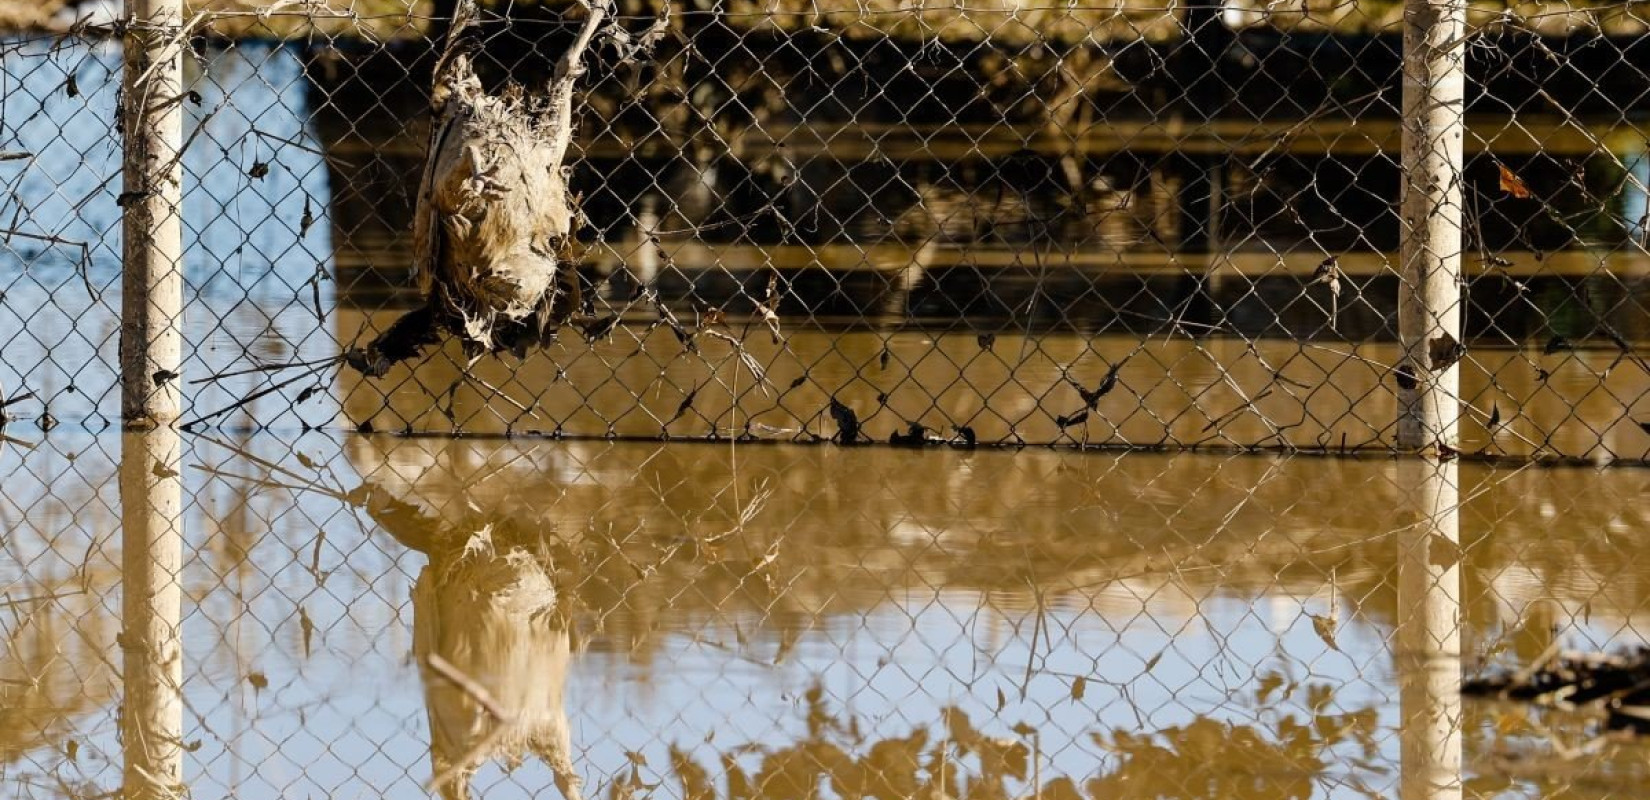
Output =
[
  {"x1": 0, "y1": 561, "x2": 117, "y2": 780},
  {"x1": 361, "y1": 454, "x2": 586, "y2": 800},
  {"x1": 119, "y1": 429, "x2": 186, "y2": 800},
  {"x1": 1397, "y1": 458, "x2": 1463, "y2": 800},
  {"x1": 8, "y1": 433, "x2": 1650, "y2": 796},
  {"x1": 336, "y1": 316, "x2": 1650, "y2": 459},
  {"x1": 652, "y1": 674, "x2": 1383, "y2": 799}
]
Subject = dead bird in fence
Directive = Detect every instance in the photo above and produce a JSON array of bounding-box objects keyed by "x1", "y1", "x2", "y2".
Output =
[
  {"x1": 182, "y1": 3, "x2": 622, "y2": 428},
  {"x1": 344, "y1": 0, "x2": 611, "y2": 378}
]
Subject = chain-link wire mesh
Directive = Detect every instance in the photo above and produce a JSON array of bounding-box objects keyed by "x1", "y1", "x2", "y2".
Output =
[
  {"x1": 7, "y1": 429, "x2": 1650, "y2": 798},
  {"x1": 0, "y1": 0, "x2": 1646, "y2": 459},
  {"x1": 6, "y1": 2, "x2": 1650, "y2": 799}
]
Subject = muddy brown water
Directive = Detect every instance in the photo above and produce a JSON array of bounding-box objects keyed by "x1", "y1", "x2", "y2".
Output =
[
  {"x1": 4, "y1": 430, "x2": 1650, "y2": 798},
  {"x1": 4, "y1": 36, "x2": 1650, "y2": 800},
  {"x1": 335, "y1": 312, "x2": 1650, "y2": 461}
]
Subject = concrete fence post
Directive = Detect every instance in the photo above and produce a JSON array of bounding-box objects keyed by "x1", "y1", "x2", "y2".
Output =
[
  {"x1": 1397, "y1": 0, "x2": 1468, "y2": 449},
  {"x1": 120, "y1": 0, "x2": 186, "y2": 426}
]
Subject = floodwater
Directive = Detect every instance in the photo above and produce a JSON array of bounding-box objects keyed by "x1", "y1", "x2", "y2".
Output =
[
  {"x1": 2, "y1": 34, "x2": 1650, "y2": 800},
  {"x1": 5, "y1": 432, "x2": 1650, "y2": 798}
]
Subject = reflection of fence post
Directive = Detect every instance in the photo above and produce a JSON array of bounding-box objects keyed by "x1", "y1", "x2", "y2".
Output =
[
  {"x1": 120, "y1": 0, "x2": 187, "y2": 425},
  {"x1": 1397, "y1": 0, "x2": 1466, "y2": 448},
  {"x1": 1396, "y1": 457, "x2": 1463, "y2": 800},
  {"x1": 120, "y1": 428, "x2": 187, "y2": 800}
]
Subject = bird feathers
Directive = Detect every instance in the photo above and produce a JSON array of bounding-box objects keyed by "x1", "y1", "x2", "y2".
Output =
[{"x1": 417, "y1": 53, "x2": 579, "y2": 354}]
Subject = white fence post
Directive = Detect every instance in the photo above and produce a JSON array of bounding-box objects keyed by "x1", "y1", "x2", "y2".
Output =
[
  {"x1": 1397, "y1": 0, "x2": 1468, "y2": 449},
  {"x1": 120, "y1": 0, "x2": 186, "y2": 426}
]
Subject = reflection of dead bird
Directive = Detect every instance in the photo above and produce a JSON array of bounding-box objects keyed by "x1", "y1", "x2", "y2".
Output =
[
  {"x1": 416, "y1": 527, "x2": 586, "y2": 800},
  {"x1": 363, "y1": 487, "x2": 587, "y2": 800},
  {"x1": 346, "y1": 1, "x2": 608, "y2": 377}
]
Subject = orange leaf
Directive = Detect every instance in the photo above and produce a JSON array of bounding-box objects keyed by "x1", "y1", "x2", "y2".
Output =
[{"x1": 1498, "y1": 164, "x2": 1532, "y2": 199}]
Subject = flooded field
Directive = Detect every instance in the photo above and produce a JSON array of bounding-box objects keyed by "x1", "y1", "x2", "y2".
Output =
[
  {"x1": 4, "y1": 432, "x2": 1650, "y2": 798},
  {"x1": 2, "y1": 28, "x2": 1650, "y2": 799}
]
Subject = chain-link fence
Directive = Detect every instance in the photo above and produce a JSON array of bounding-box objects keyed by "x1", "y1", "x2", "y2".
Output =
[
  {"x1": 6, "y1": 2, "x2": 1650, "y2": 799},
  {"x1": 8, "y1": 429, "x2": 1650, "y2": 799},
  {"x1": 0, "y1": 0, "x2": 1646, "y2": 459}
]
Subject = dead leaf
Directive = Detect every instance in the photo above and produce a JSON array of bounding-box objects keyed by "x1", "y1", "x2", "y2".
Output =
[
  {"x1": 299, "y1": 605, "x2": 315, "y2": 659},
  {"x1": 668, "y1": 385, "x2": 700, "y2": 424},
  {"x1": 996, "y1": 687, "x2": 1007, "y2": 713},
  {"x1": 1256, "y1": 672, "x2": 1285, "y2": 705},
  {"x1": 1498, "y1": 163, "x2": 1532, "y2": 199},
  {"x1": 1070, "y1": 675, "x2": 1086, "y2": 702},
  {"x1": 1310, "y1": 613, "x2": 1340, "y2": 652},
  {"x1": 581, "y1": 315, "x2": 619, "y2": 342},
  {"x1": 1427, "y1": 534, "x2": 1463, "y2": 569},
  {"x1": 1427, "y1": 332, "x2": 1465, "y2": 371},
  {"x1": 247, "y1": 672, "x2": 269, "y2": 691}
]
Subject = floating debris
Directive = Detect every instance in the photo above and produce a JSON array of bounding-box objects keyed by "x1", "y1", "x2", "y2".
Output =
[
  {"x1": 1465, "y1": 646, "x2": 1650, "y2": 733},
  {"x1": 828, "y1": 398, "x2": 861, "y2": 444}
]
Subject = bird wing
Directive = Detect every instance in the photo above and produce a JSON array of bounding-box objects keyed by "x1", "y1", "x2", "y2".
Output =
[
  {"x1": 416, "y1": 0, "x2": 478, "y2": 298},
  {"x1": 412, "y1": 109, "x2": 454, "y2": 297}
]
